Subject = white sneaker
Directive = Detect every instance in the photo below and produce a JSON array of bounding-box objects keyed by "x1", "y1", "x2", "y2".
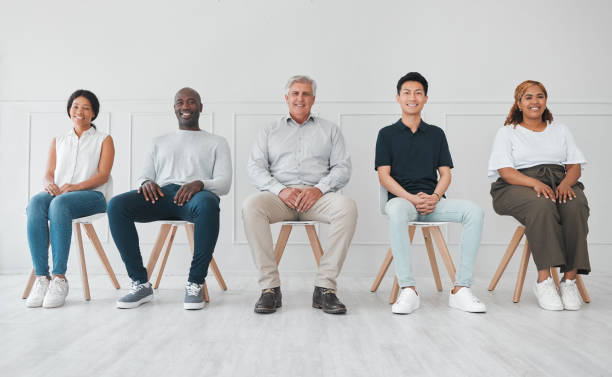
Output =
[
  {"x1": 559, "y1": 279, "x2": 581, "y2": 311},
  {"x1": 25, "y1": 276, "x2": 50, "y2": 308},
  {"x1": 392, "y1": 288, "x2": 420, "y2": 314},
  {"x1": 42, "y1": 277, "x2": 69, "y2": 308},
  {"x1": 533, "y1": 277, "x2": 563, "y2": 311},
  {"x1": 449, "y1": 287, "x2": 487, "y2": 313}
]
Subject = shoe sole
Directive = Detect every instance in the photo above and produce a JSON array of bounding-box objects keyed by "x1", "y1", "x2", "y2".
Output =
[
  {"x1": 254, "y1": 301, "x2": 282, "y2": 314},
  {"x1": 117, "y1": 294, "x2": 153, "y2": 309},
  {"x1": 312, "y1": 304, "x2": 347, "y2": 314},
  {"x1": 391, "y1": 306, "x2": 418, "y2": 315},
  {"x1": 184, "y1": 302, "x2": 205, "y2": 310},
  {"x1": 448, "y1": 302, "x2": 486, "y2": 313},
  {"x1": 42, "y1": 300, "x2": 66, "y2": 308}
]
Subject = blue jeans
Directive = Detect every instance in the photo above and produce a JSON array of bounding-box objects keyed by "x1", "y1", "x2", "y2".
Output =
[
  {"x1": 385, "y1": 197, "x2": 484, "y2": 288},
  {"x1": 107, "y1": 184, "x2": 220, "y2": 284},
  {"x1": 26, "y1": 191, "x2": 107, "y2": 276}
]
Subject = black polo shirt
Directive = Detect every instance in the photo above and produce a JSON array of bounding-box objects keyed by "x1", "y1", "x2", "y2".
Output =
[{"x1": 375, "y1": 119, "x2": 453, "y2": 199}]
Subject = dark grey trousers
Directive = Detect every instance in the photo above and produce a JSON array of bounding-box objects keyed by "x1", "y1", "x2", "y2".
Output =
[{"x1": 491, "y1": 164, "x2": 590, "y2": 274}]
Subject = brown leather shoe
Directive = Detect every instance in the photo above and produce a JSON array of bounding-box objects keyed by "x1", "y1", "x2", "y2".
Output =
[
  {"x1": 254, "y1": 287, "x2": 282, "y2": 314},
  {"x1": 312, "y1": 286, "x2": 347, "y2": 314}
]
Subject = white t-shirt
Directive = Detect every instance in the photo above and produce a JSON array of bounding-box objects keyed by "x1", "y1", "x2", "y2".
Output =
[
  {"x1": 487, "y1": 122, "x2": 587, "y2": 180},
  {"x1": 55, "y1": 127, "x2": 113, "y2": 200}
]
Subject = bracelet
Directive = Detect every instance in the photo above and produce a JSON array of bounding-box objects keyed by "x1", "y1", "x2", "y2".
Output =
[{"x1": 432, "y1": 192, "x2": 441, "y2": 201}]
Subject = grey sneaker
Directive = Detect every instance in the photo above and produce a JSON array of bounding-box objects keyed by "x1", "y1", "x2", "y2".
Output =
[
  {"x1": 184, "y1": 282, "x2": 205, "y2": 310},
  {"x1": 116, "y1": 281, "x2": 153, "y2": 309}
]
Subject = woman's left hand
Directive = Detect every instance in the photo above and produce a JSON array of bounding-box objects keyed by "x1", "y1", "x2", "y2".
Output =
[
  {"x1": 555, "y1": 183, "x2": 576, "y2": 203},
  {"x1": 58, "y1": 183, "x2": 77, "y2": 195}
]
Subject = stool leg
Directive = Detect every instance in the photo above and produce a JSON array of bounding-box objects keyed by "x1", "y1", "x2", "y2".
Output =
[
  {"x1": 82, "y1": 223, "x2": 120, "y2": 289},
  {"x1": 146, "y1": 224, "x2": 172, "y2": 280},
  {"x1": 429, "y1": 226, "x2": 456, "y2": 283},
  {"x1": 488, "y1": 226, "x2": 525, "y2": 291},
  {"x1": 513, "y1": 239, "x2": 531, "y2": 303},
  {"x1": 22, "y1": 269, "x2": 36, "y2": 299},
  {"x1": 209, "y1": 258, "x2": 227, "y2": 291},
  {"x1": 305, "y1": 225, "x2": 324, "y2": 266},
  {"x1": 274, "y1": 225, "x2": 293, "y2": 265},
  {"x1": 551, "y1": 267, "x2": 560, "y2": 288},
  {"x1": 203, "y1": 281, "x2": 210, "y2": 303},
  {"x1": 389, "y1": 276, "x2": 400, "y2": 304},
  {"x1": 370, "y1": 249, "x2": 393, "y2": 292},
  {"x1": 153, "y1": 225, "x2": 177, "y2": 289},
  {"x1": 74, "y1": 223, "x2": 91, "y2": 301},
  {"x1": 422, "y1": 227, "x2": 443, "y2": 292},
  {"x1": 576, "y1": 275, "x2": 591, "y2": 303}
]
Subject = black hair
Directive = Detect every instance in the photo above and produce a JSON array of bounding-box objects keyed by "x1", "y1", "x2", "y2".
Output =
[
  {"x1": 396, "y1": 72, "x2": 428, "y2": 95},
  {"x1": 66, "y1": 89, "x2": 100, "y2": 129}
]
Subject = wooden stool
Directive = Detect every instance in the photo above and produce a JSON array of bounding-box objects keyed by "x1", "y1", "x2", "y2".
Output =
[
  {"x1": 22, "y1": 214, "x2": 121, "y2": 301},
  {"x1": 488, "y1": 225, "x2": 590, "y2": 303},
  {"x1": 146, "y1": 221, "x2": 227, "y2": 302},
  {"x1": 370, "y1": 222, "x2": 455, "y2": 304},
  {"x1": 274, "y1": 221, "x2": 324, "y2": 266}
]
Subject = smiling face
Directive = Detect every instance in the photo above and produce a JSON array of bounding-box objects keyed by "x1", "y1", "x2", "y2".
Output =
[
  {"x1": 285, "y1": 81, "x2": 315, "y2": 122},
  {"x1": 517, "y1": 85, "x2": 547, "y2": 122},
  {"x1": 69, "y1": 96, "x2": 95, "y2": 128},
  {"x1": 174, "y1": 88, "x2": 202, "y2": 129},
  {"x1": 396, "y1": 81, "x2": 428, "y2": 116}
]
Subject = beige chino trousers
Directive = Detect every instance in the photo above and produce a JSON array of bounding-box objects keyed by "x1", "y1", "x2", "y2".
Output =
[{"x1": 242, "y1": 186, "x2": 358, "y2": 289}]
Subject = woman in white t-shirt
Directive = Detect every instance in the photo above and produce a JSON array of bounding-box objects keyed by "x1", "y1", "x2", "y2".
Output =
[
  {"x1": 25, "y1": 90, "x2": 115, "y2": 308},
  {"x1": 488, "y1": 80, "x2": 589, "y2": 311}
]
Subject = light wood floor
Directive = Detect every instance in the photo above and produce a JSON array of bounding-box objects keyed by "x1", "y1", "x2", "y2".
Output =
[{"x1": 1, "y1": 272, "x2": 610, "y2": 377}]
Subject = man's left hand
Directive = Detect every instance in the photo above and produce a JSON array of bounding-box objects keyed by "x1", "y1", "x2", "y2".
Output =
[
  {"x1": 174, "y1": 181, "x2": 204, "y2": 206},
  {"x1": 415, "y1": 192, "x2": 439, "y2": 215},
  {"x1": 295, "y1": 187, "x2": 323, "y2": 212}
]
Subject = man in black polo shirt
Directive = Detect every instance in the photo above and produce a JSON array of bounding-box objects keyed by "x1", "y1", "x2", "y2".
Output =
[{"x1": 375, "y1": 72, "x2": 486, "y2": 314}]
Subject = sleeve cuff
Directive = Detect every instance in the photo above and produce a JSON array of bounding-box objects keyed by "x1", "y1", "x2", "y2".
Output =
[
  {"x1": 314, "y1": 183, "x2": 331, "y2": 195},
  {"x1": 269, "y1": 183, "x2": 286, "y2": 196}
]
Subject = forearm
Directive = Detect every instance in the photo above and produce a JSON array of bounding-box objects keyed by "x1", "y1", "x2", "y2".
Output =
[
  {"x1": 379, "y1": 173, "x2": 418, "y2": 204},
  {"x1": 433, "y1": 173, "x2": 450, "y2": 197},
  {"x1": 498, "y1": 167, "x2": 541, "y2": 188},
  {"x1": 560, "y1": 164, "x2": 581, "y2": 187},
  {"x1": 43, "y1": 172, "x2": 55, "y2": 186},
  {"x1": 71, "y1": 172, "x2": 111, "y2": 191}
]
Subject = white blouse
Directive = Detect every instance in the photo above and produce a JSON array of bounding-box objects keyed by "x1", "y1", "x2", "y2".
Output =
[
  {"x1": 488, "y1": 122, "x2": 587, "y2": 180},
  {"x1": 54, "y1": 127, "x2": 112, "y2": 200}
]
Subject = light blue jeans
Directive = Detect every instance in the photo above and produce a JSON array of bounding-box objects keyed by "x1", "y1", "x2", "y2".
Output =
[
  {"x1": 26, "y1": 191, "x2": 107, "y2": 276},
  {"x1": 385, "y1": 197, "x2": 484, "y2": 288}
]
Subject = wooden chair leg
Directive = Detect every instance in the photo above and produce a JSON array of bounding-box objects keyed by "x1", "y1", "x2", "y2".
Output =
[
  {"x1": 74, "y1": 223, "x2": 91, "y2": 301},
  {"x1": 22, "y1": 269, "x2": 36, "y2": 299},
  {"x1": 551, "y1": 267, "x2": 560, "y2": 287},
  {"x1": 274, "y1": 225, "x2": 293, "y2": 265},
  {"x1": 305, "y1": 225, "x2": 324, "y2": 266},
  {"x1": 422, "y1": 227, "x2": 443, "y2": 292},
  {"x1": 209, "y1": 258, "x2": 227, "y2": 291},
  {"x1": 82, "y1": 223, "x2": 120, "y2": 289},
  {"x1": 370, "y1": 249, "x2": 393, "y2": 292},
  {"x1": 389, "y1": 276, "x2": 400, "y2": 304},
  {"x1": 146, "y1": 223, "x2": 172, "y2": 280},
  {"x1": 408, "y1": 225, "x2": 416, "y2": 243},
  {"x1": 153, "y1": 225, "x2": 178, "y2": 289},
  {"x1": 576, "y1": 275, "x2": 591, "y2": 303},
  {"x1": 513, "y1": 239, "x2": 531, "y2": 303},
  {"x1": 203, "y1": 281, "x2": 210, "y2": 303},
  {"x1": 429, "y1": 226, "x2": 456, "y2": 283},
  {"x1": 488, "y1": 226, "x2": 525, "y2": 291}
]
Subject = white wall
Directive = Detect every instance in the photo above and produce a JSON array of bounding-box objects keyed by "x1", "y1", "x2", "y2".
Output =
[{"x1": 1, "y1": 0, "x2": 611, "y2": 280}]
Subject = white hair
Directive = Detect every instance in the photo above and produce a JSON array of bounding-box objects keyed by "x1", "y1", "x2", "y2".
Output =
[{"x1": 285, "y1": 75, "x2": 317, "y2": 96}]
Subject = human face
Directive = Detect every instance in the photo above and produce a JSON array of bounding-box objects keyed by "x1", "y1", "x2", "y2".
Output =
[
  {"x1": 174, "y1": 89, "x2": 202, "y2": 128},
  {"x1": 517, "y1": 85, "x2": 547, "y2": 121},
  {"x1": 396, "y1": 81, "x2": 428, "y2": 116},
  {"x1": 69, "y1": 96, "x2": 95, "y2": 128},
  {"x1": 285, "y1": 82, "x2": 315, "y2": 123}
]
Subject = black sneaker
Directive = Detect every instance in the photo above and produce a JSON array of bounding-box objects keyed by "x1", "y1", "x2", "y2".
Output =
[
  {"x1": 312, "y1": 286, "x2": 347, "y2": 314},
  {"x1": 254, "y1": 287, "x2": 282, "y2": 314}
]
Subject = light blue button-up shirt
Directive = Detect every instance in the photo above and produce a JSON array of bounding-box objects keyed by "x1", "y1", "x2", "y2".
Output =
[{"x1": 247, "y1": 115, "x2": 351, "y2": 195}]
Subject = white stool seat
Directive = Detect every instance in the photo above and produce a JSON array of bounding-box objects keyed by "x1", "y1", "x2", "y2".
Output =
[
  {"x1": 279, "y1": 220, "x2": 320, "y2": 226},
  {"x1": 157, "y1": 220, "x2": 190, "y2": 226},
  {"x1": 407, "y1": 221, "x2": 448, "y2": 226}
]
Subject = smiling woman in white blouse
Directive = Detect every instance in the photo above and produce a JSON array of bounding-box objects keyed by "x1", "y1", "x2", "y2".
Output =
[
  {"x1": 488, "y1": 80, "x2": 590, "y2": 311},
  {"x1": 25, "y1": 90, "x2": 115, "y2": 309}
]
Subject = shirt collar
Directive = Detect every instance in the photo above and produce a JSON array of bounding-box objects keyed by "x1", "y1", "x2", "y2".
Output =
[
  {"x1": 286, "y1": 113, "x2": 315, "y2": 126},
  {"x1": 68, "y1": 126, "x2": 96, "y2": 138},
  {"x1": 393, "y1": 119, "x2": 430, "y2": 133}
]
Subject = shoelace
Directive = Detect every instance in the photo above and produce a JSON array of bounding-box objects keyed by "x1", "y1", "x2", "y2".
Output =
[
  {"x1": 50, "y1": 278, "x2": 68, "y2": 294},
  {"x1": 33, "y1": 277, "x2": 49, "y2": 294},
  {"x1": 540, "y1": 280, "x2": 559, "y2": 297},
  {"x1": 322, "y1": 289, "x2": 336, "y2": 295},
  {"x1": 129, "y1": 281, "x2": 146, "y2": 294},
  {"x1": 186, "y1": 283, "x2": 202, "y2": 296},
  {"x1": 262, "y1": 288, "x2": 276, "y2": 294},
  {"x1": 561, "y1": 281, "x2": 579, "y2": 300}
]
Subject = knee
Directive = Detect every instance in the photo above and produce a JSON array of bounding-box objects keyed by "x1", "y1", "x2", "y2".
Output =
[
  {"x1": 332, "y1": 196, "x2": 358, "y2": 220},
  {"x1": 241, "y1": 193, "x2": 267, "y2": 219},
  {"x1": 463, "y1": 202, "x2": 484, "y2": 224},
  {"x1": 385, "y1": 198, "x2": 416, "y2": 222},
  {"x1": 191, "y1": 193, "x2": 219, "y2": 215},
  {"x1": 107, "y1": 194, "x2": 125, "y2": 219},
  {"x1": 48, "y1": 196, "x2": 71, "y2": 220},
  {"x1": 27, "y1": 193, "x2": 50, "y2": 217}
]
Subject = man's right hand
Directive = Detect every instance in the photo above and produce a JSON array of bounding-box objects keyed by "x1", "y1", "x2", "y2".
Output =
[
  {"x1": 278, "y1": 187, "x2": 302, "y2": 209},
  {"x1": 138, "y1": 180, "x2": 164, "y2": 204},
  {"x1": 44, "y1": 183, "x2": 61, "y2": 196}
]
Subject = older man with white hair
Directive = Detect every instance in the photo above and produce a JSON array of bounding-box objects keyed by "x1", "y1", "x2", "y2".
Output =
[{"x1": 242, "y1": 75, "x2": 357, "y2": 315}]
